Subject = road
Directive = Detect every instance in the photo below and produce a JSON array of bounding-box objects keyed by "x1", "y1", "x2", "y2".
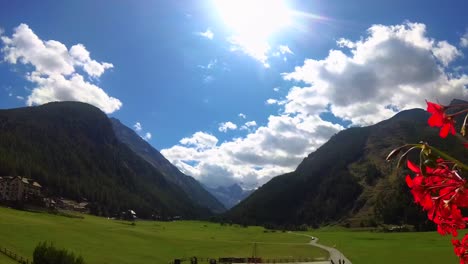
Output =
[{"x1": 289, "y1": 232, "x2": 352, "y2": 264}]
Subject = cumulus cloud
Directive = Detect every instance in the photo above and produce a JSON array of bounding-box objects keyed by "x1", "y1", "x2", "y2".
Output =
[
  {"x1": 163, "y1": 22, "x2": 468, "y2": 189},
  {"x1": 144, "y1": 132, "x2": 152, "y2": 141},
  {"x1": 162, "y1": 114, "x2": 342, "y2": 188},
  {"x1": 245, "y1": 121, "x2": 257, "y2": 127},
  {"x1": 1, "y1": 23, "x2": 121, "y2": 113},
  {"x1": 69, "y1": 44, "x2": 114, "y2": 77},
  {"x1": 133, "y1": 122, "x2": 142, "y2": 132},
  {"x1": 132, "y1": 122, "x2": 152, "y2": 141},
  {"x1": 218, "y1": 121, "x2": 238, "y2": 132},
  {"x1": 228, "y1": 38, "x2": 296, "y2": 67},
  {"x1": 180, "y1": 132, "x2": 218, "y2": 150},
  {"x1": 238, "y1": 113, "x2": 246, "y2": 119},
  {"x1": 283, "y1": 22, "x2": 467, "y2": 125},
  {"x1": 278, "y1": 45, "x2": 293, "y2": 55},
  {"x1": 240, "y1": 120, "x2": 257, "y2": 131},
  {"x1": 461, "y1": 31, "x2": 468, "y2": 48},
  {"x1": 197, "y1": 29, "x2": 214, "y2": 40},
  {"x1": 266, "y1": 99, "x2": 278, "y2": 105}
]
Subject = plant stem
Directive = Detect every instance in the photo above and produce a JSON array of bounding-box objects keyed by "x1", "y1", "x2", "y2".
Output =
[{"x1": 429, "y1": 146, "x2": 468, "y2": 171}]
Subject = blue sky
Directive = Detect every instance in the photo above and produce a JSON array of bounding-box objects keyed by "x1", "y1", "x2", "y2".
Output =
[{"x1": 1, "y1": 0, "x2": 468, "y2": 188}]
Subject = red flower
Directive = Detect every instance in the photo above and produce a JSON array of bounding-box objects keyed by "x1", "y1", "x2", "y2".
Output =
[
  {"x1": 426, "y1": 101, "x2": 455, "y2": 138},
  {"x1": 453, "y1": 234, "x2": 468, "y2": 264},
  {"x1": 433, "y1": 204, "x2": 467, "y2": 237},
  {"x1": 406, "y1": 159, "x2": 468, "y2": 236}
]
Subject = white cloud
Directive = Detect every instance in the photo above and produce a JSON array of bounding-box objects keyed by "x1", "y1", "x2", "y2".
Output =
[
  {"x1": 278, "y1": 45, "x2": 293, "y2": 55},
  {"x1": 144, "y1": 132, "x2": 152, "y2": 141},
  {"x1": 240, "y1": 120, "x2": 257, "y2": 131},
  {"x1": 228, "y1": 35, "x2": 271, "y2": 67},
  {"x1": 16, "y1": 96, "x2": 24, "y2": 100},
  {"x1": 273, "y1": 87, "x2": 280, "y2": 92},
  {"x1": 432, "y1": 41, "x2": 461, "y2": 66},
  {"x1": 218, "y1": 121, "x2": 238, "y2": 132},
  {"x1": 70, "y1": 44, "x2": 114, "y2": 77},
  {"x1": 245, "y1": 121, "x2": 257, "y2": 127},
  {"x1": 162, "y1": 22, "x2": 468, "y2": 189},
  {"x1": 238, "y1": 113, "x2": 246, "y2": 119},
  {"x1": 266, "y1": 99, "x2": 278, "y2": 105},
  {"x1": 25, "y1": 72, "x2": 122, "y2": 114},
  {"x1": 197, "y1": 29, "x2": 214, "y2": 40},
  {"x1": 283, "y1": 22, "x2": 467, "y2": 125},
  {"x1": 180, "y1": 132, "x2": 218, "y2": 150},
  {"x1": 460, "y1": 31, "x2": 468, "y2": 48},
  {"x1": 162, "y1": 114, "x2": 342, "y2": 188},
  {"x1": 133, "y1": 122, "x2": 142, "y2": 132},
  {"x1": 1, "y1": 23, "x2": 121, "y2": 113},
  {"x1": 266, "y1": 98, "x2": 286, "y2": 106}
]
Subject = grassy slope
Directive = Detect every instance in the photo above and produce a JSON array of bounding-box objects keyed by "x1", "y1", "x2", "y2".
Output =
[
  {"x1": 306, "y1": 227, "x2": 458, "y2": 264},
  {"x1": 0, "y1": 207, "x2": 326, "y2": 264}
]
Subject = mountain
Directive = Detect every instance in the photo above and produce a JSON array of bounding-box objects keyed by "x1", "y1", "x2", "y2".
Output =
[
  {"x1": 203, "y1": 183, "x2": 254, "y2": 209},
  {"x1": 110, "y1": 118, "x2": 226, "y2": 213},
  {"x1": 0, "y1": 102, "x2": 211, "y2": 218},
  {"x1": 226, "y1": 108, "x2": 468, "y2": 228}
]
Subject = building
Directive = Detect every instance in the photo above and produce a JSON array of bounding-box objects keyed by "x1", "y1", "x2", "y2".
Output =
[{"x1": 0, "y1": 176, "x2": 42, "y2": 201}]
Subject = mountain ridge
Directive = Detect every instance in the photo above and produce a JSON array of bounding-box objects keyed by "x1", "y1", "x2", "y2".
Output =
[
  {"x1": 110, "y1": 118, "x2": 226, "y2": 213},
  {"x1": 225, "y1": 107, "x2": 468, "y2": 228},
  {"x1": 0, "y1": 101, "x2": 211, "y2": 218}
]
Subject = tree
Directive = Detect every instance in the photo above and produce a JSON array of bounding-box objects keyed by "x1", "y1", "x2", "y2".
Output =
[{"x1": 33, "y1": 242, "x2": 85, "y2": 264}]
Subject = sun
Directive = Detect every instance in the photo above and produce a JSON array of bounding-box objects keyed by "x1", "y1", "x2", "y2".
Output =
[
  {"x1": 213, "y1": 0, "x2": 293, "y2": 66},
  {"x1": 214, "y1": 0, "x2": 292, "y2": 39}
]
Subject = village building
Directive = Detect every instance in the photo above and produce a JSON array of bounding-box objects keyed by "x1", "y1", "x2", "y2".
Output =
[{"x1": 0, "y1": 176, "x2": 42, "y2": 201}]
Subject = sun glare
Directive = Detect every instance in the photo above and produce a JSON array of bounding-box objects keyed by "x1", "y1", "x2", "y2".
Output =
[
  {"x1": 213, "y1": 0, "x2": 293, "y2": 66},
  {"x1": 214, "y1": 0, "x2": 292, "y2": 39}
]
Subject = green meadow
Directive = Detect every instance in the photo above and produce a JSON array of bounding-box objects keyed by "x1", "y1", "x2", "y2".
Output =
[
  {"x1": 0, "y1": 253, "x2": 17, "y2": 264},
  {"x1": 306, "y1": 227, "x2": 459, "y2": 264},
  {"x1": 0, "y1": 206, "x2": 462, "y2": 264},
  {"x1": 0, "y1": 207, "x2": 326, "y2": 264}
]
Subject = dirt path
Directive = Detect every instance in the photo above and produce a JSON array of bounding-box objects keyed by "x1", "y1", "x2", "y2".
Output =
[{"x1": 288, "y1": 232, "x2": 352, "y2": 264}]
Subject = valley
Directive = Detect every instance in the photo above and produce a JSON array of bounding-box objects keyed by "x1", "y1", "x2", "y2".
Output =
[{"x1": 0, "y1": 206, "x2": 456, "y2": 264}]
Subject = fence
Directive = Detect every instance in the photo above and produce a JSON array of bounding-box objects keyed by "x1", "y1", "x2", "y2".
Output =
[{"x1": 0, "y1": 246, "x2": 31, "y2": 264}]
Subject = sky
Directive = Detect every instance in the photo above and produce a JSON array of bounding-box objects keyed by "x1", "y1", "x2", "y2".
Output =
[{"x1": 1, "y1": 0, "x2": 468, "y2": 189}]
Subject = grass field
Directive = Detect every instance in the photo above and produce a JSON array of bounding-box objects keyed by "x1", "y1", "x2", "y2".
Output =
[
  {"x1": 0, "y1": 253, "x2": 17, "y2": 264},
  {"x1": 0, "y1": 206, "x2": 462, "y2": 264},
  {"x1": 0, "y1": 207, "x2": 327, "y2": 264},
  {"x1": 305, "y1": 227, "x2": 459, "y2": 264}
]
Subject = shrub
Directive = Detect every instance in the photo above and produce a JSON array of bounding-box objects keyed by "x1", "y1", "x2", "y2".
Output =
[{"x1": 33, "y1": 242, "x2": 85, "y2": 264}]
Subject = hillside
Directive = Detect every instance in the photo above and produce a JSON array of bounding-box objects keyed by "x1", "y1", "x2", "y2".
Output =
[
  {"x1": 110, "y1": 118, "x2": 226, "y2": 213},
  {"x1": 226, "y1": 108, "x2": 468, "y2": 228},
  {"x1": 0, "y1": 102, "x2": 210, "y2": 218}
]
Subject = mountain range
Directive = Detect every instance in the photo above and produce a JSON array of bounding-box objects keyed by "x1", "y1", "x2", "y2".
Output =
[
  {"x1": 225, "y1": 106, "x2": 468, "y2": 228},
  {"x1": 2, "y1": 101, "x2": 466, "y2": 228},
  {"x1": 110, "y1": 118, "x2": 226, "y2": 213},
  {"x1": 0, "y1": 102, "x2": 221, "y2": 218},
  {"x1": 203, "y1": 183, "x2": 254, "y2": 209}
]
